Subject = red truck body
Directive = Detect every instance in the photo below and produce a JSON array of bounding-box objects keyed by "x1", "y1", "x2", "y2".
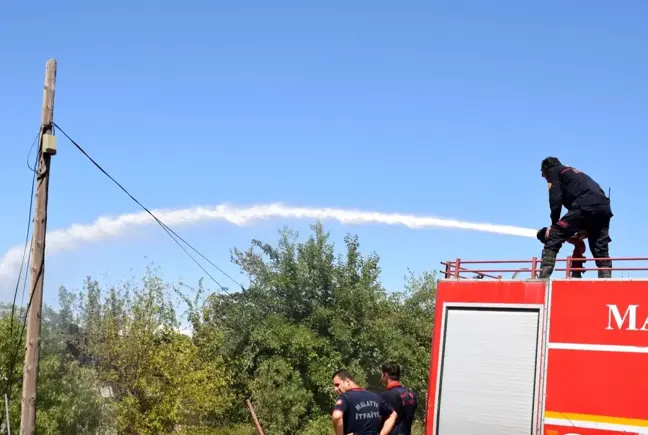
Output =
[{"x1": 425, "y1": 257, "x2": 648, "y2": 435}]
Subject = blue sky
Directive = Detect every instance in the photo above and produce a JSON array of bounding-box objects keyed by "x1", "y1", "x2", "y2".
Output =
[{"x1": 1, "y1": 0, "x2": 647, "y2": 307}]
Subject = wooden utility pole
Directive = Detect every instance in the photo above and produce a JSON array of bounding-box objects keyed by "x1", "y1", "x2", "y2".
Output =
[
  {"x1": 245, "y1": 399, "x2": 265, "y2": 435},
  {"x1": 19, "y1": 59, "x2": 57, "y2": 435}
]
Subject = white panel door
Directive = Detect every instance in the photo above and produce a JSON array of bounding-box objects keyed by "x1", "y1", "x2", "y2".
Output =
[{"x1": 436, "y1": 308, "x2": 540, "y2": 435}]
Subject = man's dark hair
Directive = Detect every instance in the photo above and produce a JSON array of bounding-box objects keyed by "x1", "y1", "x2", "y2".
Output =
[
  {"x1": 541, "y1": 157, "x2": 562, "y2": 174},
  {"x1": 333, "y1": 369, "x2": 354, "y2": 381},
  {"x1": 381, "y1": 362, "x2": 401, "y2": 380}
]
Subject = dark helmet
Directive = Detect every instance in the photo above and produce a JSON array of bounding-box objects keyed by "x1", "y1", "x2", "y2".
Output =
[
  {"x1": 541, "y1": 157, "x2": 562, "y2": 176},
  {"x1": 537, "y1": 227, "x2": 548, "y2": 244}
]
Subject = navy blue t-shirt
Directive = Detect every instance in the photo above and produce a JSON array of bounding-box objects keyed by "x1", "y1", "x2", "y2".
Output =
[
  {"x1": 380, "y1": 383, "x2": 417, "y2": 435},
  {"x1": 334, "y1": 388, "x2": 394, "y2": 435}
]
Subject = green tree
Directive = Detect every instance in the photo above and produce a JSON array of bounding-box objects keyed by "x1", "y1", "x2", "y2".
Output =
[
  {"x1": 0, "y1": 303, "x2": 113, "y2": 434},
  {"x1": 382, "y1": 269, "x2": 437, "y2": 417},
  {"x1": 32, "y1": 355, "x2": 114, "y2": 434},
  {"x1": 189, "y1": 223, "x2": 437, "y2": 434},
  {"x1": 58, "y1": 268, "x2": 233, "y2": 434},
  {"x1": 1, "y1": 222, "x2": 437, "y2": 435},
  {"x1": 249, "y1": 357, "x2": 311, "y2": 434}
]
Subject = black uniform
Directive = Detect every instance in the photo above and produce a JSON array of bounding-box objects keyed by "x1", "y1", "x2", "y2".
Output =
[
  {"x1": 334, "y1": 388, "x2": 394, "y2": 435},
  {"x1": 380, "y1": 383, "x2": 417, "y2": 435},
  {"x1": 541, "y1": 161, "x2": 613, "y2": 277}
]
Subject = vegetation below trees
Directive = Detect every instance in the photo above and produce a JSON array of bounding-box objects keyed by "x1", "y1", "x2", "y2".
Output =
[{"x1": 0, "y1": 223, "x2": 436, "y2": 434}]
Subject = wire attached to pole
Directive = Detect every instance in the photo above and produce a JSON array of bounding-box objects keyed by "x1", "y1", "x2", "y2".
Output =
[{"x1": 52, "y1": 122, "x2": 245, "y2": 293}]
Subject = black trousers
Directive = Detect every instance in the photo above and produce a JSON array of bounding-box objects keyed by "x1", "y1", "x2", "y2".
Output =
[{"x1": 544, "y1": 205, "x2": 613, "y2": 268}]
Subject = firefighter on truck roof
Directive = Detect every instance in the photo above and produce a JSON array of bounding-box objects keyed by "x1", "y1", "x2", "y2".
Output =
[{"x1": 538, "y1": 157, "x2": 613, "y2": 279}]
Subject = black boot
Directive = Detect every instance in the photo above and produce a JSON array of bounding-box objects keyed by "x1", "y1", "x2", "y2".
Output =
[
  {"x1": 538, "y1": 249, "x2": 557, "y2": 279},
  {"x1": 597, "y1": 260, "x2": 612, "y2": 278}
]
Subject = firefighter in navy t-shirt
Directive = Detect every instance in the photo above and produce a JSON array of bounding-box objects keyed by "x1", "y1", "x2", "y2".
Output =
[
  {"x1": 379, "y1": 363, "x2": 418, "y2": 435},
  {"x1": 331, "y1": 369, "x2": 397, "y2": 435}
]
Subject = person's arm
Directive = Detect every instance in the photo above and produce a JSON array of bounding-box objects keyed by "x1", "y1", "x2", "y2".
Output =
[
  {"x1": 378, "y1": 398, "x2": 397, "y2": 435},
  {"x1": 379, "y1": 410, "x2": 398, "y2": 435},
  {"x1": 332, "y1": 397, "x2": 347, "y2": 435},
  {"x1": 546, "y1": 167, "x2": 563, "y2": 225},
  {"x1": 332, "y1": 409, "x2": 345, "y2": 435},
  {"x1": 380, "y1": 392, "x2": 400, "y2": 428}
]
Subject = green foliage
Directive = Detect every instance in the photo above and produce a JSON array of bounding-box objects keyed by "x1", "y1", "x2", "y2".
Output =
[
  {"x1": 0, "y1": 305, "x2": 112, "y2": 434},
  {"x1": 179, "y1": 425, "x2": 255, "y2": 435},
  {"x1": 0, "y1": 222, "x2": 438, "y2": 434},
  {"x1": 249, "y1": 357, "x2": 312, "y2": 434},
  {"x1": 32, "y1": 355, "x2": 113, "y2": 434},
  {"x1": 0, "y1": 305, "x2": 24, "y2": 404},
  {"x1": 58, "y1": 270, "x2": 233, "y2": 434},
  {"x1": 187, "y1": 222, "x2": 437, "y2": 434},
  {"x1": 301, "y1": 415, "x2": 332, "y2": 435}
]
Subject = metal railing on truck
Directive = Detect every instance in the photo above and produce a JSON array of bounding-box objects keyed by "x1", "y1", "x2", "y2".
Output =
[{"x1": 440, "y1": 256, "x2": 648, "y2": 279}]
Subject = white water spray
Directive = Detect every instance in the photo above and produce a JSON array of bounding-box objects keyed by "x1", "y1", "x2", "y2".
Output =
[{"x1": 0, "y1": 203, "x2": 536, "y2": 284}]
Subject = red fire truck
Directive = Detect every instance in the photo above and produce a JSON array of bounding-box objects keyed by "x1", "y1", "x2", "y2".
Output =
[{"x1": 425, "y1": 256, "x2": 648, "y2": 435}]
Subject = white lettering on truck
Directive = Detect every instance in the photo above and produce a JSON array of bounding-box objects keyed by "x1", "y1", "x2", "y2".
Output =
[{"x1": 606, "y1": 304, "x2": 648, "y2": 331}]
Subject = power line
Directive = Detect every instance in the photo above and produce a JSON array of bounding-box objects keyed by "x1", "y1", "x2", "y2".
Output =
[
  {"x1": 26, "y1": 129, "x2": 40, "y2": 173},
  {"x1": 19, "y1": 129, "x2": 43, "y2": 311},
  {"x1": 8, "y1": 131, "x2": 39, "y2": 341},
  {"x1": 4, "y1": 259, "x2": 42, "y2": 408},
  {"x1": 1, "y1": 129, "x2": 42, "y2": 427},
  {"x1": 52, "y1": 122, "x2": 245, "y2": 293}
]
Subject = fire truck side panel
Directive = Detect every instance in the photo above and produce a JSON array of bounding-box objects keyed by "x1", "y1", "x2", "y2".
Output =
[
  {"x1": 543, "y1": 280, "x2": 648, "y2": 434},
  {"x1": 426, "y1": 280, "x2": 547, "y2": 435}
]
